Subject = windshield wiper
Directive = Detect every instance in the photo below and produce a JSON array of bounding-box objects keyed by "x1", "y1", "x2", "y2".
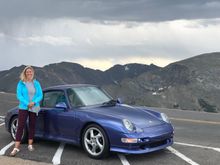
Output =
[{"x1": 101, "y1": 99, "x2": 117, "y2": 107}]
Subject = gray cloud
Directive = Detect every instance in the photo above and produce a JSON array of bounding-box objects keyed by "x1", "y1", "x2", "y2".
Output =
[
  {"x1": 0, "y1": 1, "x2": 220, "y2": 71},
  {"x1": 0, "y1": 0, "x2": 220, "y2": 22}
]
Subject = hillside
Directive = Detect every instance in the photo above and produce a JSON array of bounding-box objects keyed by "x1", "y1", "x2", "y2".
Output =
[
  {"x1": 0, "y1": 52, "x2": 220, "y2": 112},
  {"x1": 104, "y1": 52, "x2": 220, "y2": 112},
  {"x1": 0, "y1": 62, "x2": 158, "y2": 92}
]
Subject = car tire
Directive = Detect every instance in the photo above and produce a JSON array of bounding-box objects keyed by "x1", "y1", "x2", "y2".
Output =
[
  {"x1": 10, "y1": 116, "x2": 28, "y2": 143},
  {"x1": 82, "y1": 124, "x2": 109, "y2": 159}
]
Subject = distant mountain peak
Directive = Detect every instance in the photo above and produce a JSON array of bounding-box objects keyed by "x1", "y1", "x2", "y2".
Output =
[{"x1": 1, "y1": 52, "x2": 220, "y2": 112}]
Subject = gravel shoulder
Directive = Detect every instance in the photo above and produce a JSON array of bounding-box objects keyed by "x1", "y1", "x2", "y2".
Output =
[{"x1": 0, "y1": 156, "x2": 51, "y2": 165}]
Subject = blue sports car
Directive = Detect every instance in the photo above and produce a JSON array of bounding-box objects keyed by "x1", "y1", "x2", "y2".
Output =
[{"x1": 5, "y1": 84, "x2": 174, "y2": 159}]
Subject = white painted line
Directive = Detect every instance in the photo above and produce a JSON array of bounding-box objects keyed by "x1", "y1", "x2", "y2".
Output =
[
  {"x1": 0, "y1": 117, "x2": 5, "y2": 122},
  {"x1": 167, "y1": 146, "x2": 200, "y2": 165},
  {"x1": 0, "y1": 141, "x2": 15, "y2": 155},
  {"x1": 213, "y1": 148, "x2": 220, "y2": 152},
  {"x1": 118, "y1": 154, "x2": 130, "y2": 165},
  {"x1": 52, "y1": 143, "x2": 65, "y2": 165},
  {"x1": 0, "y1": 116, "x2": 5, "y2": 118},
  {"x1": 0, "y1": 123, "x2": 5, "y2": 127},
  {"x1": 175, "y1": 142, "x2": 220, "y2": 153}
]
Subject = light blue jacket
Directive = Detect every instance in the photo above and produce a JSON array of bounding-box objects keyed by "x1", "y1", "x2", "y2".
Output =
[{"x1": 17, "y1": 79, "x2": 43, "y2": 110}]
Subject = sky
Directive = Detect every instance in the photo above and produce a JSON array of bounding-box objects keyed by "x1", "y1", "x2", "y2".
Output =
[{"x1": 0, "y1": 0, "x2": 220, "y2": 71}]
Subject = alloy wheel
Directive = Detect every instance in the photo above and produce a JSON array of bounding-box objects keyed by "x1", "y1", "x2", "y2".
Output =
[{"x1": 84, "y1": 127, "x2": 105, "y2": 156}]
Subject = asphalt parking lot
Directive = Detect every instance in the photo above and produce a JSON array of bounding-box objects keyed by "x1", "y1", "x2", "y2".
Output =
[{"x1": 0, "y1": 93, "x2": 220, "y2": 165}]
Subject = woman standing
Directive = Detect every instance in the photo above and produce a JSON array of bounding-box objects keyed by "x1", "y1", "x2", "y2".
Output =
[{"x1": 10, "y1": 66, "x2": 43, "y2": 156}]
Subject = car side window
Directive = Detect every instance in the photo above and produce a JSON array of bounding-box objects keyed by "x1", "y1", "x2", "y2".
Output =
[
  {"x1": 42, "y1": 91, "x2": 66, "y2": 108},
  {"x1": 67, "y1": 89, "x2": 84, "y2": 107}
]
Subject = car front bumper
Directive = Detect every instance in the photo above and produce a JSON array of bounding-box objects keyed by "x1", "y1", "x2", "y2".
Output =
[
  {"x1": 110, "y1": 123, "x2": 174, "y2": 154},
  {"x1": 110, "y1": 137, "x2": 173, "y2": 154}
]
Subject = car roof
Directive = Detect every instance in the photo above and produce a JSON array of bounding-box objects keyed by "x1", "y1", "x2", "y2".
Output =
[{"x1": 43, "y1": 84, "x2": 97, "y2": 91}]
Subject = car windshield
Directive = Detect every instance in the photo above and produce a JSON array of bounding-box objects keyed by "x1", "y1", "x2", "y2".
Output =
[{"x1": 67, "y1": 86, "x2": 112, "y2": 107}]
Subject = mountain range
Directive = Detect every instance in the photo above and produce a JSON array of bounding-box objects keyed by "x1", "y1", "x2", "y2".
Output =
[{"x1": 1, "y1": 52, "x2": 220, "y2": 113}]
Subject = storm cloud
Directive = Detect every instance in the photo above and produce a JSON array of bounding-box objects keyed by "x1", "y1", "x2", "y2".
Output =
[
  {"x1": 1, "y1": 0, "x2": 220, "y2": 22},
  {"x1": 0, "y1": 0, "x2": 220, "y2": 71}
]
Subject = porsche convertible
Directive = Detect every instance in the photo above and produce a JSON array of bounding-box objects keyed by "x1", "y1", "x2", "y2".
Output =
[{"x1": 5, "y1": 84, "x2": 174, "y2": 159}]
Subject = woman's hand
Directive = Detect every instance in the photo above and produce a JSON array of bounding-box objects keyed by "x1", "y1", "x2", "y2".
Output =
[{"x1": 28, "y1": 102, "x2": 35, "y2": 109}]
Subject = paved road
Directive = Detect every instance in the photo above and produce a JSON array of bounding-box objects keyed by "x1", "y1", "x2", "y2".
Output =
[{"x1": 0, "y1": 93, "x2": 220, "y2": 165}]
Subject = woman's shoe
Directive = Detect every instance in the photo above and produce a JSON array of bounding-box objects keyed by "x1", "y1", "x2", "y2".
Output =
[
  {"x1": 9, "y1": 148, "x2": 20, "y2": 156},
  {"x1": 28, "y1": 145, "x2": 34, "y2": 151}
]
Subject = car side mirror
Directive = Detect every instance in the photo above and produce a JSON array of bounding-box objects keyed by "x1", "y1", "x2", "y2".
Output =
[
  {"x1": 116, "y1": 98, "x2": 122, "y2": 104},
  {"x1": 55, "y1": 102, "x2": 67, "y2": 109}
]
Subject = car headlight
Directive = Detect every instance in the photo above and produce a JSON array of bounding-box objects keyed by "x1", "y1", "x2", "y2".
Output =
[
  {"x1": 122, "y1": 119, "x2": 135, "y2": 132},
  {"x1": 161, "y1": 113, "x2": 170, "y2": 123}
]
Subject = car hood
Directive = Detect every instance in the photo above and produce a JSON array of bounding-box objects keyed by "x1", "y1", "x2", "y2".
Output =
[{"x1": 84, "y1": 104, "x2": 164, "y2": 128}]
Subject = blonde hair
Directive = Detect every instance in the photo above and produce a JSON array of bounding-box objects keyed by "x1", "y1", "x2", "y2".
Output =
[{"x1": 20, "y1": 65, "x2": 35, "y2": 82}]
